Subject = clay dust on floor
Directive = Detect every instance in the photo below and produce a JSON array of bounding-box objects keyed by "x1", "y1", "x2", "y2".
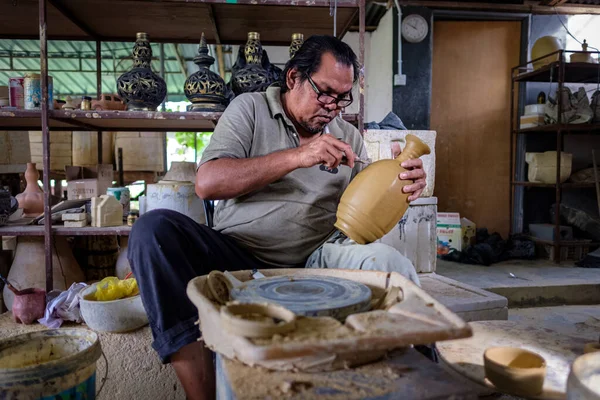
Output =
[{"x1": 224, "y1": 355, "x2": 409, "y2": 400}]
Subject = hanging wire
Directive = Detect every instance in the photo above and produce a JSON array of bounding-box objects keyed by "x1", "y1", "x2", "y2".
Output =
[
  {"x1": 553, "y1": 7, "x2": 600, "y2": 52},
  {"x1": 330, "y1": 0, "x2": 338, "y2": 37}
]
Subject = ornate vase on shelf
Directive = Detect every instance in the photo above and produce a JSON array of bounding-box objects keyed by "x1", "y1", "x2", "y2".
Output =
[
  {"x1": 184, "y1": 33, "x2": 229, "y2": 112},
  {"x1": 230, "y1": 32, "x2": 279, "y2": 95},
  {"x1": 289, "y1": 33, "x2": 304, "y2": 59},
  {"x1": 334, "y1": 135, "x2": 431, "y2": 245},
  {"x1": 117, "y1": 32, "x2": 167, "y2": 111},
  {"x1": 15, "y1": 163, "x2": 44, "y2": 217}
]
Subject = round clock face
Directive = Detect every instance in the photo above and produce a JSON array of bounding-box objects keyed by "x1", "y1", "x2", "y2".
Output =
[{"x1": 401, "y1": 14, "x2": 429, "y2": 43}]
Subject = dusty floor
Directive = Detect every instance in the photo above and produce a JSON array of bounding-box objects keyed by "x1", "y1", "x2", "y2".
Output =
[
  {"x1": 0, "y1": 312, "x2": 185, "y2": 399},
  {"x1": 509, "y1": 304, "x2": 600, "y2": 342}
]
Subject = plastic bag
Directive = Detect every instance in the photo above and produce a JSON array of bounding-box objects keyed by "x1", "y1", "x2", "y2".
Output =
[{"x1": 93, "y1": 276, "x2": 139, "y2": 301}]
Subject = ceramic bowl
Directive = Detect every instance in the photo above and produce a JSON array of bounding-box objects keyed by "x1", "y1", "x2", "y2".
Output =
[
  {"x1": 567, "y1": 351, "x2": 600, "y2": 400},
  {"x1": 484, "y1": 347, "x2": 546, "y2": 397},
  {"x1": 584, "y1": 342, "x2": 600, "y2": 354},
  {"x1": 79, "y1": 283, "x2": 148, "y2": 333}
]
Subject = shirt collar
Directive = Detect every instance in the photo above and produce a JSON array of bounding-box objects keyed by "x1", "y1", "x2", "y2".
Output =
[{"x1": 266, "y1": 86, "x2": 296, "y2": 130}]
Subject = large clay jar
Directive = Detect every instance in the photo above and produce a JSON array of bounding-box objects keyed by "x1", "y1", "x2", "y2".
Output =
[
  {"x1": 15, "y1": 162, "x2": 44, "y2": 217},
  {"x1": 115, "y1": 236, "x2": 131, "y2": 279},
  {"x1": 3, "y1": 236, "x2": 85, "y2": 311},
  {"x1": 334, "y1": 134, "x2": 431, "y2": 244}
]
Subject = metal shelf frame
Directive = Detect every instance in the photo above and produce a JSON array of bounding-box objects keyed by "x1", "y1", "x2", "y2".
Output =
[
  {"x1": 509, "y1": 49, "x2": 600, "y2": 263},
  {"x1": 1, "y1": 0, "x2": 368, "y2": 292}
]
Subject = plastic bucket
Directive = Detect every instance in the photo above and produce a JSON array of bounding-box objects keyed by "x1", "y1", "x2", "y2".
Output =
[{"x1": 0, "y1": 329, "x2": 102, "y2": 400}]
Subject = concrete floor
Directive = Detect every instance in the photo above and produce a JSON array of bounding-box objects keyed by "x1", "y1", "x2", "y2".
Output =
[
  {"x1": 509, "y1": 304, "x2": 600, "y2": 342},
  {"x1": 436, "y1": 259, "x2": 600, "y2": 307}
]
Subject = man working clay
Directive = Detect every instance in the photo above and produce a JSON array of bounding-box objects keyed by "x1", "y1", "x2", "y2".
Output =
[{"x1": 128, "y1": 35, "x2": 426, "y2": 399}]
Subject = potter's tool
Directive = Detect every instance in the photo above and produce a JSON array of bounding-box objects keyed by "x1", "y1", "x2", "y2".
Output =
[
  {"x1": 230, "y1": 275, "x2": 372, "y2": 321},
  {"x1": 0, "y1": 274, "x2": 21, "y2": 295},
  {"x1": 321, "y1": 125, "x2": 367, "y2": 166},
  {"x1": 508, "y1": 272, "x2": 530, "y2": 281}
]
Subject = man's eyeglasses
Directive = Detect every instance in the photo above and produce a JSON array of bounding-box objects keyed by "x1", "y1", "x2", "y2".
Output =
[{"x1": 306, "y1": 75, "x2": 353, "y2": 108}]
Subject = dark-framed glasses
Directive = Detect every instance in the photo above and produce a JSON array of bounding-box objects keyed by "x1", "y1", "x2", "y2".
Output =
[{"x1": 306, "y1": 75, "x2": 353, "y2": 108}]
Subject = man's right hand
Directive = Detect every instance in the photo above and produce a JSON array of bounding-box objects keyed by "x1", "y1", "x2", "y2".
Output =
[{"x1": 295, "y1": 134, "x2": 356, "y2": 170}]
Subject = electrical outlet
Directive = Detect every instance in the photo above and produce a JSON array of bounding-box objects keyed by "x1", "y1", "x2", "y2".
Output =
[{"x1": 394, "y1": 74, "x2": 407, "y2": 86}]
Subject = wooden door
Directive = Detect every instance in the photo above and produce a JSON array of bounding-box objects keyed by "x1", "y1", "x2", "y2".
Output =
[{"x1": 431, "y1": 20, "x2": 520, "y2": 238}]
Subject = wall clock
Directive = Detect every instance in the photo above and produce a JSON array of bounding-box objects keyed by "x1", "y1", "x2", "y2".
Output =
[{"x1": 401, "y1": 14, "x2": 429, "y2": 43}]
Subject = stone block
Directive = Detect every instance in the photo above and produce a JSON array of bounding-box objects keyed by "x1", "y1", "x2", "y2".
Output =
[
  {"x1": 62, "y1": 212, "x2": 87, "y2": 221},
  {"x1": 420, "y1": 273, "x2": 508, "y2": 322},
  {"x1": 378, "y1": 197, "x2": 437, "y2": 273},
  {"x1": 64, "y1": 220, "x2": 88, "y2": 228}
]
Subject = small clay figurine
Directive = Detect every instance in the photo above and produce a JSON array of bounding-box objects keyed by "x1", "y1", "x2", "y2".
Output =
[{"x1": 62, "y1": 95, "x2": 76, "y2": 110}]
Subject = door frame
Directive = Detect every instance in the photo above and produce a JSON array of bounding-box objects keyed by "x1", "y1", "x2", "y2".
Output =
[{"x1": 430, "y1": 10, "x2": 531, "y2": 235}]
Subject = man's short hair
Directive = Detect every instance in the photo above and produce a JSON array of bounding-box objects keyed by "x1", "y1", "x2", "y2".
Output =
[{"x1": 280, "y1": 35, "x2": 360, "y2": 93}]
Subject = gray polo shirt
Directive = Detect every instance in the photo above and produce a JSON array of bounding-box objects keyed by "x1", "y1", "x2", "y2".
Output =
[{"x1": 198, "y1": 86, "x2": 368, "y2": 267}]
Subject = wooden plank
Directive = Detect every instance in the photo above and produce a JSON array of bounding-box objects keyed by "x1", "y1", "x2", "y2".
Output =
[
  {"x1": 430, "y1": 21, "x2": 521, "y2": 238},
  {"x1": 0, "y1": 224, "x2": 131, "y2": 236},
  {"x1": 398, "y1": 0, "x2": 600, "y2": 15},
  {"x1": 0, "y1": 110, "x2": 359, "y2": 132},
  {"x1": 0, "y1": 131, "x2": 31, "y2": 164},
  {"x1": 0, "y1": 0, "x2": 359, "y2": 44}
]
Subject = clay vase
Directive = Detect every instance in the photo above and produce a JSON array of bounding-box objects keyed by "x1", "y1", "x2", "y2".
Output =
[
  {"x1": 161, "y1": 161, "x2": 197, "y2": 183},
  {"x1": 3, "y1": 236, "x2": 85, "y2": 311},
  {"x1": 334, "y1": 134, "x2": 431, "y2": 244},
  {"x1": 115, "y1": 236, "x2": 132, "y2": 279},
  {"x1": 15, "y1": 163, "x2": 44, "y2": 217}
]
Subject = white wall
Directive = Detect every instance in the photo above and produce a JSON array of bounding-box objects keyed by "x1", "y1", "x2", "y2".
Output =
[
  {"x1": 343, "y1": 8, "x2": 393, "y2": 123},
  {"x1": 230, "y1": 9, "x2": 394, "y2": 123}
]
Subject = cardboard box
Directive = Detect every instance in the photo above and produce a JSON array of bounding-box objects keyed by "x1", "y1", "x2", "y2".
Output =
[
  {"x1": 461, "y1": 218, "x2": 476, "y2": 250},
  {"x1": 437, "y1": 212, "x2": 462, "y2": 257},
  {"x1": 0, "y1": 131, "x2": 30, "y2": 164},
  {"x1": 66, "y1": 164, "x2": 114, "y2": 200}
]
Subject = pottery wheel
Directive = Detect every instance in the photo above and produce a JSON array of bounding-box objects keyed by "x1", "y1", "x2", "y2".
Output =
[
  {"x1": 436, "y1": 320, "x2": 590, "y2": 400},
  {"x1": 230, "y1": 275, "x2": 372, "y2": 321}
]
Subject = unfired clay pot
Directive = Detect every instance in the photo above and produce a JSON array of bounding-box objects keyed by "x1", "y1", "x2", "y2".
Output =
[
  {"x1": 161, "y1": 161, "x2": 197, "y2": 183},
  {"x1": 483, "y1": 347, "x2": 546, "y2": 397},
  {"x1": 12, "y1": 288, "x2": 46, "y2": 324},
  {"x1": 15, "y1": 163, "x2": 44, "y2": 217},
  {"x1": 115, "y1": 236, "x2": 131, "y2": 279},
  {"x1": 335, "y1": 134, "x2": 431, "y2": 244},
  {"x1": 567, "y1": 351, "x2": 600, "y2": 400},
  {"x1": 3, "y1": 237, "x2": 85, "y2": 311}
]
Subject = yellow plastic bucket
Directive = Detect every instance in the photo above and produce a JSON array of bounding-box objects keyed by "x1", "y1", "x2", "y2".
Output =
[{"x1": 0, "y1": 329, "x2": 102, "y2": 400}]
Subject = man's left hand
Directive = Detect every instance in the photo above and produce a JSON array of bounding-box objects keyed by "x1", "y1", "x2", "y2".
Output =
[{"x1": 392, "y1": 142, "x2": 427, "y2": 202}]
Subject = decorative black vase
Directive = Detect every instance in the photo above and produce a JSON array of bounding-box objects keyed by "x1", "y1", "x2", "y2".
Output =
[
  {"x1": 117, "y1": 33, "x2": 167, "y2": 111},
  {"x1": 289, "y1": 33, "x2": 304, "y2": 59},
  {"x1": 230, "y1": 32, "x2": 280, "y2": 95},
  {"x1": 184, "y1": 33, "x2": 229, "y2": 112}
]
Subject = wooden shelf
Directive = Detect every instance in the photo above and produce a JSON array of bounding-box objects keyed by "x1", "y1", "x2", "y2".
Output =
[
  {"x1": 512, "y1": 181, "x2": 597, "y2": 189},
  {"x1": 0, "y1": 223, "x2": 131, "y2": 236},
  {"x1": 514, "y1": 124, "x2": 600, "y2": 135},
  {"x1": 514, "y1": 61, "x2": 600, "y2": 83},
  {"x1": 524, "y1": 235, "x2": 597, "y2": 247},
  {"x1": 0, "y1": 109, "x2": 359, "y2": 132},
  {"x1": 0, "y1": 0, "x2": 360, "y2": 45}
]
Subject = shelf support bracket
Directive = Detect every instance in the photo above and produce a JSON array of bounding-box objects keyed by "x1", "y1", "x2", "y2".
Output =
[
  {"x1": 39, "y1": 0, "x2": 54, "y2": 294},
  {"x1": 47, "y1": 0, "x2": 100, "y2": 40}
]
